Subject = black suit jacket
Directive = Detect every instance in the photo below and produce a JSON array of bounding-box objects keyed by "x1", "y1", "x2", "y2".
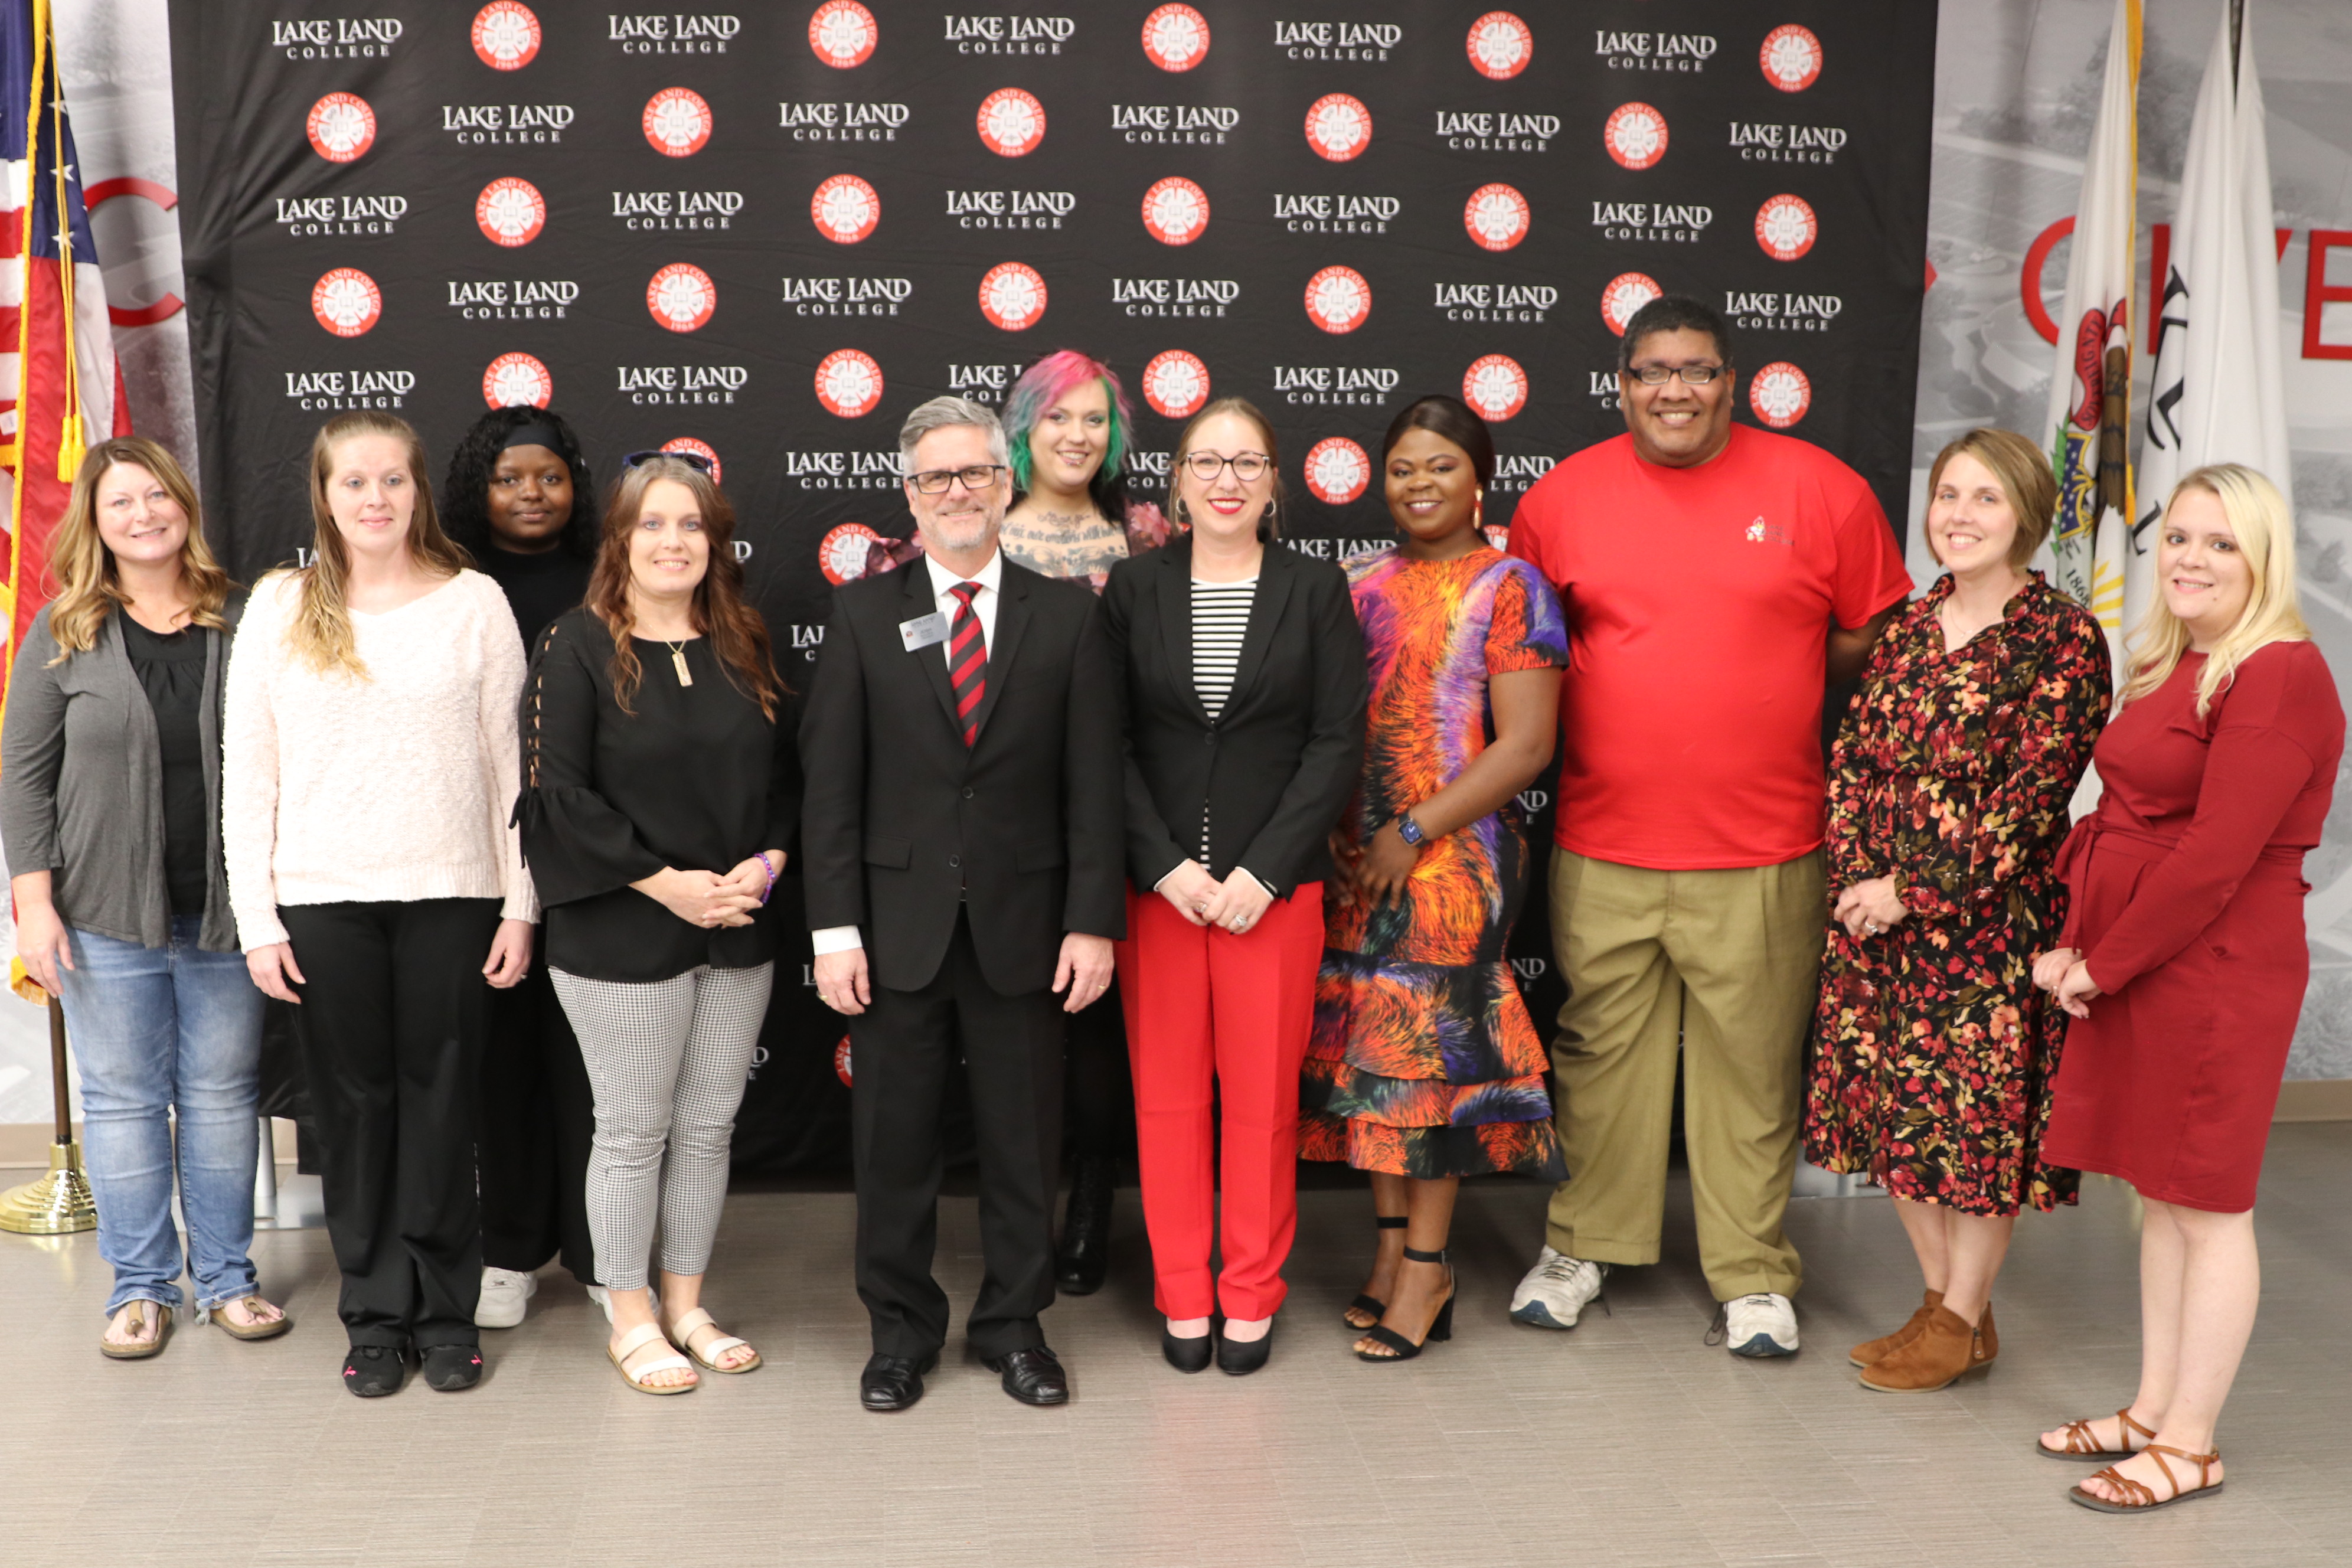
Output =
[
  {"x1": 799, "y1": 556, "x2": 1126, "y2": 994},
  {"x1": 1102, "y1": 536, "x2": 1367, "y2": 899}
]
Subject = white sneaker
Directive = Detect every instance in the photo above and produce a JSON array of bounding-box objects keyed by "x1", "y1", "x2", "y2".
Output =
[
  {"x1": 1722, "y1": 1292, "x2": 1799, "y2": 1357},
  {"x1": 1509, "y1": 1246, "x2": 1608, "y2": 1329},
  {"x1": 475, "y1": 1266, "x2": 537, "y2": 1329}
]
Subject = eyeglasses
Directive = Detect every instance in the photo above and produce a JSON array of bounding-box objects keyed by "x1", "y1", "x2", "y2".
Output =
[
  {"x1": 620, "y1": 448, "x2": 714, "y2": 473},
  {"x1": 907, "y1": 464, "x2": 1007, "y2": 494},
  {"x1": 1626, "y1": 364, "x2": 1726, "y2": 386},
  {"x1": 1181, "y1": 451, "x2": 1270, "y2": 483}
]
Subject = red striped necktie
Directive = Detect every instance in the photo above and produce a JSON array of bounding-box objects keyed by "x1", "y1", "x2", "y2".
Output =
[{"x1": 947, "y1": 580, "x2": 988, "y2": 746}]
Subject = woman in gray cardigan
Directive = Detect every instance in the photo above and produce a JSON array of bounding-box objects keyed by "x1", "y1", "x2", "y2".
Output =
[{"x1": 2, "y1": 437, "x2": 287, "y2": 1358}]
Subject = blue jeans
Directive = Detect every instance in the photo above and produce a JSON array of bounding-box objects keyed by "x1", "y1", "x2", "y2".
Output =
[{"x1": 58, "y1": 917, "x2": 266, "y2": 1315}]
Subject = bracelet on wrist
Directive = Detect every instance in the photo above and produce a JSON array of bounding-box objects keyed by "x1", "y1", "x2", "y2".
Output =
[{"x1": 756, "y1": 852, "x2": 779, "y2": 906}]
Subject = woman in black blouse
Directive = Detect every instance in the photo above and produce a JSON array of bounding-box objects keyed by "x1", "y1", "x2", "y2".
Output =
[{"x1": 517, "y1": 453, "x2": 798, "y2": 1393}]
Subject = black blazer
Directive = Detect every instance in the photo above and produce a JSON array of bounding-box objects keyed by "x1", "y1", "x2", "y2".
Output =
[
  {"x1": 799, "y1": 556, "x2": 1126, "y2": 994},
  {"x1": 1102, "y1": 536, "x2": 1367, "y2": 899}
]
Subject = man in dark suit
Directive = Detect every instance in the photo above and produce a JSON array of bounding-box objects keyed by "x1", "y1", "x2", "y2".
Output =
[{"x1": 801, "y1": 396, "x2": 1125, "y2": 1412}]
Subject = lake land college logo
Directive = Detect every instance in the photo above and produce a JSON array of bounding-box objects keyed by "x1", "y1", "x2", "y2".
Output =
[
  {"x1": 1603, "y1": 102, "x2": 1667, "y2": 169},
  {"x1": 1754, "y1": 194, "x2": 1817, "y2": 261},
  {"x1": 1601, "y1": 272, "x2": 1661, "y2": 334},
  {"x1": 834, "y1": 1036, "x2": 854, "y2": 1086},
  {"x1": 1304, "y1": 266, "x2": 1371, "y2": 334},
  {"x1": 647, "y1": 263, "x2": 717, "y2": 332},
  {"x1": 662, "y1": 436, "x2": 721, "y2": 482},
  {"x1": 815, "y1": 348, "x2": 885, "y2": 417},
  {"x1": 978, "y1": 262, "x2": 1048, "y2": 330},
  {"x1": 812, "y1": 175, "x2": 881, "y2": 243},
  {"x1": 819, "y1": 522, "x2": 884, "y2": 582},
  {"x1": 1304, "y1": 94, "x2": 1371, "y2": 162},
  {"x1": 976, "y1": 88, "x2": 1046, "y2": 157},
  {"x1": 1142, "y1": 349, "x2": 1210, "y2": 417},
  {"x1": 307, "y1": 93, "x2": 376, "y2": 162},
  {"x1": 471, "y1": 2, "x2": 540, "y2": 70},
  {"x1": 1462, "y1": 354, "x2": 1527, "y2": 421},
  {"x1": 1304, "y1": 437, "x2": 1370, "y2": 504},
  {"x1": 1141, "y1": 177, "x2": 1210, "y2": 245},
  {"x1": 643, "y1": 88, "x2": 713, "y2": 156},
  {"x1": 1760, "y1": 25, "x2": 1822, "y2": 92},
  {"x1": 1465, "y1": 184, "x2": 1529, "y2": 251},
  {"x1": 809, "y1": 1, "x2": 877, "y2": 67},
  {"x1": 1466, "y1": 12, "x2": 1531, "y2": 79},
  {"x1": 483, "y1": 351, "x2": 553, "y2": 409},
  {"x1": 476, "y1": 177, "x2": 546, "y2": 246},
  {"x1": 1750, "y1": 361, "x2": 1812, "y2": 427},
  {"x1": 311, "y1": 268, "x2": 381, "y2": 337},
  {"x1": 1141, "y1": 5, "x2": 1208, "y2": 71}
]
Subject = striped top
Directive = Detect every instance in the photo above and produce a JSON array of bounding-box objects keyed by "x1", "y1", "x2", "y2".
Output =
[{"x1": 1191, "y1": 575, "x2": 1256, "y2": 869}]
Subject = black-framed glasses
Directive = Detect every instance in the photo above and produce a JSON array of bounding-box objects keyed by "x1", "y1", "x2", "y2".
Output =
[
  {"x1": 1627, "y1": 364, "x2": 1725, "y2": 386},
  {"x1": 620, "y1": 448, "x2": 714, "y2": 473},
  {"x1": 907, "y1": 463, "x2": 1007, "y2": 494},
  {"x1": 1181, "y1": 450, "x2": 1270, "y2": 483}
]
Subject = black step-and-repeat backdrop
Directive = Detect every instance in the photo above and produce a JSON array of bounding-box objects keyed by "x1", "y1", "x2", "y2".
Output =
[{"x1": 169, "y1": 1, "x2": 1935, "y2": 1172}]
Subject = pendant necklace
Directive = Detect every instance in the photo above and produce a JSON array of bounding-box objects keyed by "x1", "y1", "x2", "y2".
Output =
[{"x1": 665, "y1": 640, "x2": 693, "y2": 687}]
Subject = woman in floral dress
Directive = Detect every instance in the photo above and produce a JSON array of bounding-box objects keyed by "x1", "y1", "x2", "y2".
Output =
[
  {"x1": 1303, "y1": 396, "x2": 1567, "y2": 1363},
  {"x1": 1807, "y1": 427, "x2": 2111, "y2": 1392}
]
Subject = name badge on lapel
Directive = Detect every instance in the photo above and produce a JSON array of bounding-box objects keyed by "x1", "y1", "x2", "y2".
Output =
[{"x1": 899, "y1": 611, "x2": 950, "y2": 652}]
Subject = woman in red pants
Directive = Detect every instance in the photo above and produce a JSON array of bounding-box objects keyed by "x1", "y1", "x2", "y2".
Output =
[
  {"x1": 1101, "y1": 397, "x2": 1366, "y2": 1374},
  {"x1": 2034, "y1": 465, "x2": 2343, "y2": 1513}
]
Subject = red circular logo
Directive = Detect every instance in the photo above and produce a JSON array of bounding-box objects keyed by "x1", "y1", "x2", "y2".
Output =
[
  {"x1": 1750, "y1": 361, "x2": 1813, "y2": 427},
  {"x1": 475, "y1": 177, "x2": 546, "y2": 247},
  {"x1": 1304, "y1": 93, "x2": 1373, "y2": 162},
  {"x1": 306, "y1": 93, "x2": 375, "y2": 162},
  {"x1": 1304, "y1": 266, "x2": 1371, "y2": 335},
  {"x1": 311, "y1": 268, "x2": 381, "y2": 337},
  {"x1": 643, "y1": 87, "x2": 713, "y2": 158},
  {"x1": 1482, "y1": 524, "x2": 1511, "y2": 552},
  {"x1": 978, "y1": 262, "x2": 1047, "y2": 331},
  {"x1": 819, "y1": 523, "x2": 884, "y2": 583},
  {"x1": 1464, "y1": 183, "x2": 1530, "y2": 251},
  {"x1": 471, "y1": 2, "x2": 540, "y2": 70},
  {"x1": 809, "y1": 1, "x2": 877, "y2": 67},
  {"x1": 1466, "y1": 12, "x2": 1533, "y2": 79},
  {"x1": 1141, "y1": 4, "x2": 1210, "y2": 71},
  {"x1": 646, "y1": 263, "x2": 717, "y2": 333},
  {"x1": 1462, "y1": 355, "x2": 1528, "y2": 422},
  {"x1": 1304, "y1": 437, "x2": 1371, "y2": 505},
  {"x1": 976, "y1": 87, "x2": 1046, "y2": 158},
  {"x1": 811, "y1": 174, "x2": 881, "y2": 244},
  {"x1": 1754, "y1": 194, "x2": 1818, "y2": 262},
  {"x1": 834, "y1": 1036, "x2": 854, "y2": 1086},
  {"x1": 1604, "y1": 103, "x2": 1668, "y2": 170},
  {"x1": 1141, "y1": 350, "x2": 1210, "y2": 419},
  {"x1": 482, "y1": 352, "x2": 553, "y2": 410},
  {"x1": 1760, "y1": 25, "x2": 1823, "y2": 92},
  {"x1": 1141, "y1": 177, "x2": 1210, "y2": 246},
  {"x1": 815, "y1": 349, "x2": 885, "y2": 418},
  {"x1": 1600, "y1": 272, "x2": 1662, "y2": 335},
  {"x1": 662, "y1": 437, "x2": 721, "y2": 484}
]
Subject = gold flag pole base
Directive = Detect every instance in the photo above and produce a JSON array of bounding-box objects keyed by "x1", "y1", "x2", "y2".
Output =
[{"x1": 0, "y1": 1136, "x2": 97, "y2": 1234}]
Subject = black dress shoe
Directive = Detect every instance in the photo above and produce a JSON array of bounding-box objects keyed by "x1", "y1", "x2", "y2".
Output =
[
  {"x1": 1217, "y1": 1320, "x2": 1275, "y2": 1376},
  {"x1": 420, "y1": 1342, "x2": 485, "y2": 1391},
  {"x1": 985, "y1": 1344, "x2": 1070, "y2": 1406},
  {"x1": 1161, "y1": 1325, "x2": 1213, "y2": 1374},
  {"x1": 1054, "y1": 1158, "x2": 1115, "y2": 1295},
  {"x1": 860, "y1": 1351, "x2": 937, "y2": 1412},
  {"x1": 342, "y1": 1345, "x2": 406, "y2": 1398}
]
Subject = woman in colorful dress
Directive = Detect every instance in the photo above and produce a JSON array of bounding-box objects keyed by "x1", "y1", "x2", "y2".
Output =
[
  {"x1": 1304, "y1": 395, "x2": 1568, "y2": 1363},
  {"x1": 1805, "y1": 427, "x2": 2111, "y2": 1392}
]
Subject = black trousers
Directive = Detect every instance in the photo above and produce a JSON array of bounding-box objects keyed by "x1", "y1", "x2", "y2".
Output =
[
  {"x1": 478, "y1": 939, "x2": 597, "y2": 1283},
  {"x1": 283, "y1": 898, "x2": 501, "y2": 1350},
  {"x1": 849, "y1": 910, "x2": 1063, "y2": 1361},
  {"x1": 1064, "y1": 974, "x2": 1135, "y2": 1165}
]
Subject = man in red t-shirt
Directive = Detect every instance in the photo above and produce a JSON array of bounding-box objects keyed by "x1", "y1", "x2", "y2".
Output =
[{"x1": 1505, "y1": 296, "x2": 1912, "y2": 1357}]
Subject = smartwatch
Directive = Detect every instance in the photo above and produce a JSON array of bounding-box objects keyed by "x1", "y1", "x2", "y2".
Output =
[{"x1": 1396, "y1": 813, "x2": 1427, "y2": 847}]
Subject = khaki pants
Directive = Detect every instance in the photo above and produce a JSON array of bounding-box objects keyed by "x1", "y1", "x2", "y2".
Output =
[{"x1": 1543, "y1": 850, "x2": 1822, "y2": 1301}]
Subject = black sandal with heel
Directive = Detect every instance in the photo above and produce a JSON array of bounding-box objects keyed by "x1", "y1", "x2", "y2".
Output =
[
  {"x1": 1354, "y1": 1246, "x2": 1455, "y2": 1363},
  {"x1": 1343, "y1": 1216, "x2": 1409, "y2": 1329}
]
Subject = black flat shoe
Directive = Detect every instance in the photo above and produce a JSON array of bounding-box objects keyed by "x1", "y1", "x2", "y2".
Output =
[
  {"x1": 1054, "y1": 1158, "x2": 1115, "y2": 1295},
  {"x1": 420, "y1": 1342, "x2": 484, "y2": 1391},
  {"x1": 985, "y1": 1344, "x2": 1070, "y2": 1406},
  {"x1": 1357, "y1": 1246, "x2": 1456, "y2": 1363},
  {"x1": 1345, "y1": 1214, "x2": 1410, "y2": 1327},
  {"x1": 860, "y1": 1351, "x2": 937, "y2": 1412},
  {"x1": 1217, "y1": 1319, "x2": 1276, "y2": 1376},
  {"x1": 1161, "y1": 1325, "x2": 1213, "y2": 1373},
  {"x1": 342, "y1": 1345, "x2": 406, "y2": 1398}
]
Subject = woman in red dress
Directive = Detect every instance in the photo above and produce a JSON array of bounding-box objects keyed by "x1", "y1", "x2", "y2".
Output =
[{"x1": 2034, "y1": 465, "x2": 2343, "y2": 1513}]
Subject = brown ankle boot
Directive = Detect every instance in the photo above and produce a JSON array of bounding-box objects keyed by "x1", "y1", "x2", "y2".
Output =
[
  {"x1": 1971, "y1": 1301, "x2": 1997, "y2": 1367},
  {"x1": 1848, "y1": 1289, "x2": 1942, "y2": 1368},
  {"x1": 1858, "y1": 1306, "x2": 1982, "y2": 1393}
]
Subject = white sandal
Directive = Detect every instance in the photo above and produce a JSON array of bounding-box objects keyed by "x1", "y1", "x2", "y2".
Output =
[
  {"x1": 606, "y1": 1321, "x2": 696, "y2": 1394},
  {"x1": 667, "y1": 1306, "x2": 760, "y2": 1373}
]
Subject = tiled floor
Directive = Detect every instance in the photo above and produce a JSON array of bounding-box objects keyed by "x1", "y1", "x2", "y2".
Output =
[{"x1": 6, "y1": 1126, "x2": 2349, "y2": 1567}]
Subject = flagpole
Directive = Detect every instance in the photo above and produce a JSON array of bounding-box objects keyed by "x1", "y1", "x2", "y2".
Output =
[{"x1": 0, "y1": 998, "x2": 97, "y2": 1233}]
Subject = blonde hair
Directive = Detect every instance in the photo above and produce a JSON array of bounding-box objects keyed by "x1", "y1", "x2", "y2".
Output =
[
  {"x1": 1925, "y1": 427, "x2": 2056, "y2": 570},
  {"x1": 282, "y1": 412, "x2": 469, "y2": 677},
  {"x1": 44, "y1": 437, "x2": 234, "y2": 661},
  {"x1": 2121, "y1": 463, "x2": 2308, "y2": 717}
]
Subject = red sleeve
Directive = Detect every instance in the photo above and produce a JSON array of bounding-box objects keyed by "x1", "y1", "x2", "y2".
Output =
[
  {"x1": 1505, "y1": 483, "x2": 1557, "y2": 586},
  {"x1": 1827, "y1": 471, "x2": 1913, "y2": 630}
]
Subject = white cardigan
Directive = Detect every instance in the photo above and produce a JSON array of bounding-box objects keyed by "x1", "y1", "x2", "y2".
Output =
[{"x1": 222, "y1": 569, "x2": 538, "y2": 950}]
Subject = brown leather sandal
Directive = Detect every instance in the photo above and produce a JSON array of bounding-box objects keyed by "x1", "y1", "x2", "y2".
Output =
[
  {"x1": 208, "y1": 1296, "x2": 293, "y2": 1341},
  {"x1": 2068, "y1": 1444, "x2": 2223, "y2": 1513},
  {"x1": 99, "y1": 1300, "x2": 171, "y2": 1360},
  {"x1": 2039, "y1": 1406, "x2": 2156, "y2": 1461}
]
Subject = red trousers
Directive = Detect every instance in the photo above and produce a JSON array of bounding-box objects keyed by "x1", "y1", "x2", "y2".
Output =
[{"x1": 1116, "y1": 882, "x2": 1324, "y2": 1321}]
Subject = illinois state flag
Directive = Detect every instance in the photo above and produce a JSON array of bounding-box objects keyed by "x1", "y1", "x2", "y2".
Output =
[{"x1": 1, "y1": 0, "x2": 129, "y2": 716}]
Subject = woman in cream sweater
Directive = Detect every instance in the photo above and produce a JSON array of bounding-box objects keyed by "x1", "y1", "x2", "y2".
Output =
[{"x1": 223, "y1": 410, "x2": 537, "y2": 1398}]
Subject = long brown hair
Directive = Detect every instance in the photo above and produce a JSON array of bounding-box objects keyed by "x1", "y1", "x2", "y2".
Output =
[
  {"x1": 279, "y1": 412, "x2": 471, "y2": 678},
  {"x1": 44, "y1": 437, "x2": 234, "y2": 660},
  {"x1": 1169, "y1": 396, "x2": 1285, "y2": 541},
  {"x1": 586, "y1": 455, "x2": 783, "y2": 718}
]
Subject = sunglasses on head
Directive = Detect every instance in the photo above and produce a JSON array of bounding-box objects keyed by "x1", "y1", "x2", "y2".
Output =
[{"x1": 620, "y1": 449, "x2": 714, "y2": 474}]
